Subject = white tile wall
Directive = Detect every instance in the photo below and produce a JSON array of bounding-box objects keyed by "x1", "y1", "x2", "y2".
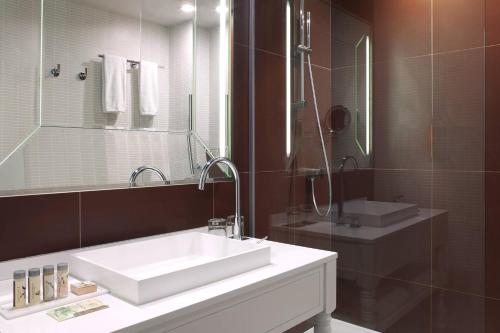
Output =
[
  {"x1": 196, "y1": 27, "x2": 211, "y2": 145},
  {"x1": 42, "y1": 0, "x2": 174, "y2": 130},
  {"x1": 0, "y1": 127, "x2": 205, "y2": 191},
  {"x1": 169, "y1": 21, "x2": 193, "y2": 131},
  {"x1": 0, "y1": 0, "x2": 221, "y2": 192},
  {"x1": 0, "y1": 0, "x2": 41, "y2": 164},
  {"x1": 209, "y1": 26, "x2": 220, "y2": 152}
]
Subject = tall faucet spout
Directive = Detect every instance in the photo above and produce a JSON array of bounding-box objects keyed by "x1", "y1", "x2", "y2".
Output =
[{"x1": 198, "y1": 157, "x2": 242, "y2": 240}]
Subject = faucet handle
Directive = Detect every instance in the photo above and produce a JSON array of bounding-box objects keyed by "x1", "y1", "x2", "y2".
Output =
[
  {"x1": 208, "y1": 217, "x2": 227, "y2": 229},
  {"x1": 227, "y1": 215, "x2": 245, "y2": 238},
  {"x1": 208, "y1": 218, "x2": 228, "y2": 237}
]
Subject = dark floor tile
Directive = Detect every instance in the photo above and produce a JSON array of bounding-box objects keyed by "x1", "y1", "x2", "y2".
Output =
[
  {"x1": 81, "y1": 185, "x2": 213, "y2": 246},
  {"x1": 0, "y1": 193, "x2": 80, "y2": 261}
]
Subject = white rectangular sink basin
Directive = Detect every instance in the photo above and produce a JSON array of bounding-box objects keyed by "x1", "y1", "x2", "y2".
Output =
[
  {"x1": 334, "y1": 200, "x2": 419, "y2": 227},
  {"x1": 70, "y1": 232, "x2": 271, "y2": 305}
]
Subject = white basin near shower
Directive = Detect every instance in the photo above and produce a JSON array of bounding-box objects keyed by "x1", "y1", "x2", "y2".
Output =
[
  {"x1": 334, "y1": 199, "x2": 419, "y2": 227},
  {"x1": 70, "y1": 232, "x2": 271, "y2": 305}
]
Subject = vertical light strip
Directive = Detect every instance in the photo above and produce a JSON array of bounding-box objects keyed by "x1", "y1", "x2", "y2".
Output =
[
  {"x1": 248, "y1": 0, "x2": 256, "y2": 237},
  {"x1": 365, "y1": 36, "x2": 370, "y2": 155},
  {"x1": 219, "y1": 0, "x2": 227, "y2": 157},
  {"x1": 39, "y1": 0, "x2": 44, "y2": 127},
  {"x1": 285, "y1": 1, "x2": 292, "y2": 157}
]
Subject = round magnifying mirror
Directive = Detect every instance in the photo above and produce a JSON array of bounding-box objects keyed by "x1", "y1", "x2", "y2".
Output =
[{"x1": 326, "y1": 105, "x2": 351, "y2": 134}]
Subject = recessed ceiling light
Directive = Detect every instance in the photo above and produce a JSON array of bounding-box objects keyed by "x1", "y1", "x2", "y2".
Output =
[{"x1": 181, "y1": 4, "x2": 195, "y2": 12}]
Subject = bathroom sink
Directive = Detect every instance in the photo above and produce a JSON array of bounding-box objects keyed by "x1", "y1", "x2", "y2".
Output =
[
  {"x1": 70, "y1": 232, "x2": 271, "y2": 305},
  {"x1": 334, "y1": 200, "x2": 419, "y2": 227}
]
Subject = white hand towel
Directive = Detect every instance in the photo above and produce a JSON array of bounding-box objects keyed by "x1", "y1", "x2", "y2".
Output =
[
  {"x1": 102, "y1": 54, "x2": 127, "y2": 113},
  {"x1": 140, "y1": 60, "x2": 159, "y2": 116}
]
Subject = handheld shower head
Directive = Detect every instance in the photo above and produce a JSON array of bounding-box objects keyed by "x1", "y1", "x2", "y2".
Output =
[
  {"x1": 297, "y1": 10, "x2": 312, "y2": 54},
  {"x1": 306, "y1": 11, "x2": 311, "y2": 49}
]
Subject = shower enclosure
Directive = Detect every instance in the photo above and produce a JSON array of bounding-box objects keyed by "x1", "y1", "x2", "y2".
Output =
[{"x1": 249, "y1": 0, "x2": 495, "y2": 332}]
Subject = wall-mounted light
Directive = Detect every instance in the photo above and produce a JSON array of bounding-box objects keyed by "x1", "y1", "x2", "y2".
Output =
[
  {"x1": 285, "y1": 0, "x2": 291, "y2": 158},
  {"x1": 215, "y1": 5, "x2": 227, "y2": 13},
  {"x1": 180, "y1": 4, "x2": 195, "y2": 12},
  {"x1": 365, "y1": 36, "x2": 371, "y2": 156},
  {"x1": 219, "y1": 0, "x2": 228, "y2": 157}
]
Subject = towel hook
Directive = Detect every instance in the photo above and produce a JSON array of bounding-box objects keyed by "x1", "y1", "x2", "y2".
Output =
[
  {"x1": 79, "y1": 67, "x2": 88, "y2": 80},
  {"x1": 50, "y1": 64, "x2": 61, "y2": 77}
]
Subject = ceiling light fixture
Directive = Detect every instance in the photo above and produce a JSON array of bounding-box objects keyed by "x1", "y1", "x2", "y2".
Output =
[{"x1": 181, "y1": 4, "x2": 195, "y2": 12}]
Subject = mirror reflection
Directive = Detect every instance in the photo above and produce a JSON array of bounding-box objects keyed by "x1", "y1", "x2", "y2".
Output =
[
  {"x1": 332, "y1": 7, "x2": 372, "y2": 168},
  {"x1": 0, "y1": 0, "x2": 232, "y2": 194}
]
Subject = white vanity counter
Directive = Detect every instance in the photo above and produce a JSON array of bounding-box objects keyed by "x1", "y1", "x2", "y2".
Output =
[{"x1": 0, "y1": 229, "x2": 337, "y2": 333}]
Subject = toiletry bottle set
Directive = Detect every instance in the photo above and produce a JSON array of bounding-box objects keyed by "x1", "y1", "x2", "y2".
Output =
[{"x1": 13, "y1": 263, "x2": 69, "y2": 309}]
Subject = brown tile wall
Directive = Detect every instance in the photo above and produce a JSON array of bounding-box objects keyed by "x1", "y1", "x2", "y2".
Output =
[
  {"x1": 333, "y1": 0, "x2": 499, "y2": 331},
  {"x1": 5, "y1": 1, "x2": 500, "y2": 332},
  {"x1": 0, "y1": 184, "x2": 215, "y2": 262},
  {"x1": 256, "y1": 0, "x2": 500, "y2": 332}
]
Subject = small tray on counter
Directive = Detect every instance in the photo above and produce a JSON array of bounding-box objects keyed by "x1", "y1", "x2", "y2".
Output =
[{"x1": 0, "y1": 276, "x2": 108, "y2": 320}]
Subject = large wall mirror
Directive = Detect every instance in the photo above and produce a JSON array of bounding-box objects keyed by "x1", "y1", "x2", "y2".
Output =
[{"x1": 0, "y1": 0, "x2": 232, "y2": 195}]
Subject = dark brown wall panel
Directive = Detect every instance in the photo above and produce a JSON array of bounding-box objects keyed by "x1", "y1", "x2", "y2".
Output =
[
  {"x1": 486, "y1": 0, "x2": 500, "y2": 46},
  {"x1": 486, "y1": 172, "x2": 500, "y2": 299},
  {"x1": 232, "y1": 43, "x2": 250, "y2": 172},
  {"x1": 433, "y1": 0, "x2": 485, "y2": 53},
  {"x1": 233, "y1": 0, "x2": 250, "y2": 46},
  {"x1": 80, "y1": 185, "x2": 213, "y2": 247},
  {"x1": 254, "y1": 50, "x2": 286, "y2": 172},
  {"x1": 0, "y1": 193, "x2": 80, "y2": 261},
  {"x1": 255, "y1": 0, "x2": 284, "y2": 55},
  {"x1": 486, "y1": 46, "x2": 500, "y2": 171}
]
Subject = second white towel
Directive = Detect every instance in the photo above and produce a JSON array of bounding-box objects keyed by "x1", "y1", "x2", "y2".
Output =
[
  {"x1": 140, "y1": 61, "x2": 159, "y2": 116},
  {"x1": 102, "y1": 54, "x2": 127, "y2": 113}
]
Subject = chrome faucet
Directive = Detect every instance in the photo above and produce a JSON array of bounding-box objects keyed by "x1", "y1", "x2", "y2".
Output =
[
  {"x1": 129, "y1": 166, "x2": 168, "y2": 187},
  {"x1": 337, "y1": 156, "x2": 359, "y2": 223},
  {"x1": 198, "y1": 157, "x2": 243, "y2": 240}
]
